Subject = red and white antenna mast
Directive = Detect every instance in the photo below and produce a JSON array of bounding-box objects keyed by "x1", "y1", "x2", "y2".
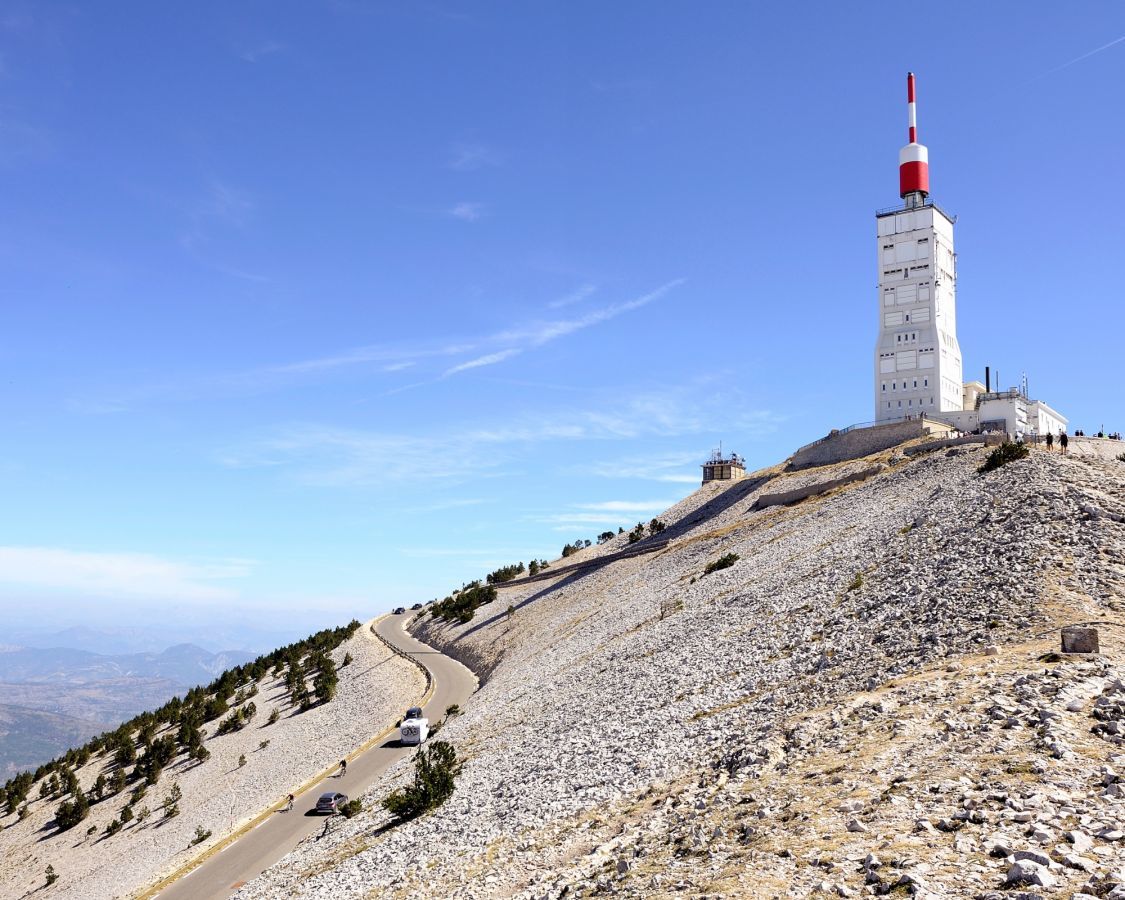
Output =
[{"x1": 898, "y1": 72, "x2": 930, "y2": 205}]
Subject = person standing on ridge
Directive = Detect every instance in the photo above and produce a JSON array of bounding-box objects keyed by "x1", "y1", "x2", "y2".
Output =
[
  {"x1": 1060, "y1": 432, "x2": 1069, "y2": 455},
  {"x1": 1046, "y1": 432, "x2": 1054, "y2": 452}
]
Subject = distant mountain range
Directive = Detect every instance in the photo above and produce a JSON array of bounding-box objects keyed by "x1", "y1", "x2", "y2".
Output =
[
  {"x1": 0, "y1": 642, "x2": 255, "y2": 778},
  {"x1": 0, "y1": 643, "x2": 254, "y2": 686},
  {"x1": 5, "y1": 624, "x2": 274, "y2": 656}
]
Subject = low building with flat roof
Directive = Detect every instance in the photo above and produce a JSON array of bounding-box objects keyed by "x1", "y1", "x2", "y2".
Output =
[{"x1": 701, "y1": 449, "x2": 746, "y2": 484}]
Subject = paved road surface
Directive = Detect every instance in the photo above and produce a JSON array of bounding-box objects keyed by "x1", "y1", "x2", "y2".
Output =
[{"x1": 151, "y1": 613, "x2": 475, "y2": 900}]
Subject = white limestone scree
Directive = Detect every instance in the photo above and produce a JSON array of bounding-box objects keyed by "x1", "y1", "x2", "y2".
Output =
[{"x1": 874, "y1": 204, "x2": 963, "y2": 422}]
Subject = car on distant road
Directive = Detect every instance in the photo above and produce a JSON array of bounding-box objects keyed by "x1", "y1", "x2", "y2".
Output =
[
  {"x1": 315, "y1": 791, "x2": 348, "y2": 815},
  {"x1": 399, "y1": 706, "x2": 429, "y2": 746},
  {"x1": 411, "y1": 602, "x2": 423, "y2": 610},
  {"x1": 393, "y1": 606, "x2": 406, "y2": 615}
]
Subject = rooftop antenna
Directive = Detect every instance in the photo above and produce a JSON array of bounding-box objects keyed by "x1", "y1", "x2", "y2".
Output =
[{"x1": 899, "y1": 72, "x2": 930, "y2": 208}]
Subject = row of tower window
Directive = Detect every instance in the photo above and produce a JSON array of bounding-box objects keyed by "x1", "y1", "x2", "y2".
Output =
[
  {"x1": 886, "y1": 398, "x2": 935, "y2": 409},
  {"x1": 880, "y1": 237, "x2": 931, "y2": 265},
  {"x1": 884, "y1": 307, "x2": 932, "y2": 327},
  {"x1": 881, "y1": 263, "x2": 931, "y2": 280},
  {"x1": 882, "y1": 378, "x2": 930, "y2": 392}
]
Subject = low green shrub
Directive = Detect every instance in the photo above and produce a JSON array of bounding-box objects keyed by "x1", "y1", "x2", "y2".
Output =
[
  {"x1": 703, "y1": 553, "x2": 740, "y2": 576},
  {"x1": 978, "y1": 440, "x2": 1029, "y2": 473},
  {"x1": 340, "y1": 798, "x2": 363, "y2": 818},
  {"x1": 382, "y1": 741, "x2": 462, "y2": 822}
]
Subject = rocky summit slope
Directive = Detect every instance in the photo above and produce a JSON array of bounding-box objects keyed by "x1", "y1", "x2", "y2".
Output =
[{"x1": 240, "y1": 441, "x2": 1125, "y2": 899}]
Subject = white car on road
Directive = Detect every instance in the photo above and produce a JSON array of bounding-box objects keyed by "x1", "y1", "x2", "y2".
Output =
[{"x1": 399, "y1": 706, "x2": 429, "y2": 746}]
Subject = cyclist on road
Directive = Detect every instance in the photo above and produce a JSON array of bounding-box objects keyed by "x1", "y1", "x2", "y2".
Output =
[
  {"x1": 339, "y1": 759, "x2": 347, "y2": 777},
  {"x1": 285, "y1": 793, "x2": 294, "y2": 812}
]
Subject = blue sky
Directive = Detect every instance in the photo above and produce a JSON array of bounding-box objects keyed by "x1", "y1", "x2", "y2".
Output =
[{"x1": 1, "y1": 3, "x2": 1123, "y2": 649}]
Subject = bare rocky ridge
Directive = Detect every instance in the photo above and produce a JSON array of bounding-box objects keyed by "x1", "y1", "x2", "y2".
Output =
[
  {"x1": 0, "y1": 623, "x2": 422, "y2": 900},
  {"x1": 234, "y1": 442, "x2": 1125, "y2": 899}
]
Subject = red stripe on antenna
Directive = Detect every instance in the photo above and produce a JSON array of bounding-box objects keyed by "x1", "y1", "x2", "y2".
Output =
[
  {"x1": 908, "y1": 126, "x2": 916, "y2": 143},
  {"x1": 907, "y1": 72, "x2": 915, "y2": 103}
]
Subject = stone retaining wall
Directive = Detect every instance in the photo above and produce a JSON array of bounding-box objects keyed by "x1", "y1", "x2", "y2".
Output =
[
  {"x1": 753, "y1": 465, "x2": 885, "y2": 510},
  {"x1": 903, "y1": 434, "x2": 1003, "y2": 456},
  {"x1": 788, "y1": 420, "x2": 928, "y2": 470}
]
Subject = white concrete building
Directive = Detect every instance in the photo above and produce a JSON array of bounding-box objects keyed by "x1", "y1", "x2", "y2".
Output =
[
  {"x1": 935, "y1": 389, "x2": 1068, "y2": 440},
  {"x1": 870, "y1": 74, "x2": 1066, "y2": 441},
  {"x1": 875, "y1": 73, "x2": 963, "y2": 422},
  {"x1": 874, "y1": 204, "x2": 963, "y2": 420}
]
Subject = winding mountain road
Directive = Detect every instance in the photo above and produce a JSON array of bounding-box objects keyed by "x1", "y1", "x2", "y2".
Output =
[{"x1": 144, "y1": 612, "x2": 475, "y2": 900}]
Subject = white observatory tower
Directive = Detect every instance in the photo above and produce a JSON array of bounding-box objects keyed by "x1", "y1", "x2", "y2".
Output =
[{"x1": 874, "y1": 73, "x2": 963, "y2": 421}]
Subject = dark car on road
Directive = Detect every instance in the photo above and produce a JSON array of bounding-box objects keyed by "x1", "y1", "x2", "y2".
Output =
[
  {"x1": 411, "y1": 602, "x2": 423, "y2": 610},
  {"x1": 315, "y1": 791, "x2": 348, "y2": 814},
  {"x1": 393, "y1": 606, "x2": 406, "y2": 615}
]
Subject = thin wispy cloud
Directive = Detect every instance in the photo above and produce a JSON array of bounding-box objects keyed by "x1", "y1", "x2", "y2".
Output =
[
  {"x1": 282, "y1": 279, "x2": 682, "y2": 384},
  {"x1": 443, "y1": 348, "x2": 521, "y2": 376},
  {"x1": 72, "y1": 280, "x2": 684, "y2": 412},
  {"x1": 581, "y1": 450, "x2": 715, "y2": 484},
  {"x1": 203, "y1": 179, "x2": 254, "y2": 226},
  {"x1": 532, "y1": 497, "x2": 680, "y2": 530},
  {"x1": 220, "y1": 383, "x2": 777, "y2": 488},
  {"x1": 171, "y1": 178, "x2": 269, "y2": 281},
  {"x1": 548, "y1": 283, "x2": 598, "y2": 309},
  {"x1": 271, "y1": 343, "x2": 470, "y2": 375},
  {"x1": 497, "y1": 278, "x2": 684, "y2": 349},
  {"x1": 0, "y1": 117, "x2": 52, "y2": 165},
  {"x1": 1032, "y1": 34, "x2": 1125, "y2": 81},
  {"x1": 574, "y1": 499, "x2": 678, "y2": 512},
  {"x1": 536, "y1": 512, "x2": 639, "y2": 527},
  {"x1": 0, "y1": 546, "x2": 252, "y2": 602},
  {"x1": 448, "y1": 201, "x2": 485, "y2": 222},
  {"x1": 240, "y1": 39, "x2": 285, "y2": 63},
  {"x1": 449, "y1": 141, "x2": 503, "y2": 171}
]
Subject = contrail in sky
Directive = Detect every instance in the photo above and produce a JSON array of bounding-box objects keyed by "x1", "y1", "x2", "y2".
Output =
[{"x1": 1033, "y1": 34, "x2": 1125, "y2": 80}]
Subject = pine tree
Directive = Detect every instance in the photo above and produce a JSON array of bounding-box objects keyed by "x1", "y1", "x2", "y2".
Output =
[{"x1": 54, "y1": 791, "x2": 89, "y2": 831}]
